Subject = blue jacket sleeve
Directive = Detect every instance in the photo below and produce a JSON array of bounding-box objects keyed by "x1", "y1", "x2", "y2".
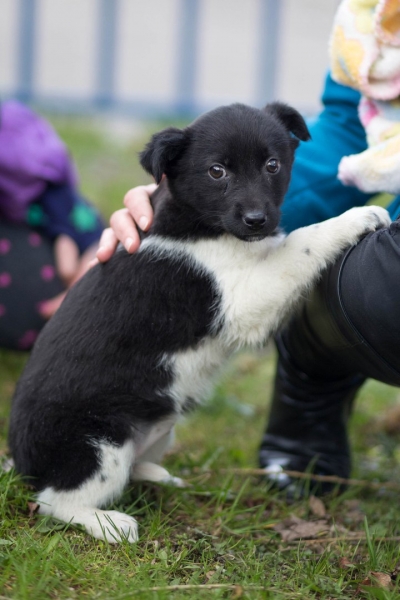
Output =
[{"x1": 280, "y1": 73, "x2": 377, "y2": 233}]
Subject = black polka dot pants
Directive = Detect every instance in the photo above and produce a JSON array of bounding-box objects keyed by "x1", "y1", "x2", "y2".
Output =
[{"x1": 0, "y1": 223, "x2": 64, "y2": 350}]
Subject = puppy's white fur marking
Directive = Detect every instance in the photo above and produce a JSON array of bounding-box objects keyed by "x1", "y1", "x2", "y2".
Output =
[
  {"x1": 37, "y1": 440, "x2": 137, "y2": 543},
  {"x1": 167, "y1": 338, "x2": 228, "y2": 411},
  {"x1": 134, "y1": 416, "x2": 177, "y2": 458}
]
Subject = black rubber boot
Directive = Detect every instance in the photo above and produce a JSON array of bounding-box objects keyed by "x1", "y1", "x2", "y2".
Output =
[
  {"x1": 260, "y1": 334, "x2": 364, "y2": 495},
  {"x1": 260, "y1": 222, "x2": 400, "y2": 495}
]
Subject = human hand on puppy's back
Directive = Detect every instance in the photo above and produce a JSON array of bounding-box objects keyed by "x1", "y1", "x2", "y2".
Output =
[{"x1": 94, "y1": 183, "x2": 156, "y2": 265}]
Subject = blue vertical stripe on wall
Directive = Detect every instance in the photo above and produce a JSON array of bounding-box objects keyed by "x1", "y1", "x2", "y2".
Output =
[
  {"x1": 95, "y1": 0, "x2": 118, "y2": 108},
  {"x1": 176, "y1": 0, "x2": 200, "y2": 116},
  {"x1": 257, "y1": 0, "x2": 282, "y2": 105},
  {"x1": 16, "y1": 0, "x2": 36, "y2": 102}
]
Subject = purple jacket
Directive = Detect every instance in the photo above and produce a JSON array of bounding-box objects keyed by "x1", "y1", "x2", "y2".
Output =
[{"x1": 0, "y1": 100, "x2": 78, "y2": 221}]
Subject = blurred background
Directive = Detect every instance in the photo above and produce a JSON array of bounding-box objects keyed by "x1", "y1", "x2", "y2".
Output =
[
  {"x1": 0, "y1": 0, "x2": 341, "y2": 219},
  {"x1": 0, "y1": 2, "x2": 341, "y2": 360},
  {"x1": 1, "y1": 0, "x2": 338, "y2": 120}
]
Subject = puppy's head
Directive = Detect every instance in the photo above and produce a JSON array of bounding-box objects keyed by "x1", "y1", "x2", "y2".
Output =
[{"x1": 140, "y1": 102, "x2": 310, "y2": 241}]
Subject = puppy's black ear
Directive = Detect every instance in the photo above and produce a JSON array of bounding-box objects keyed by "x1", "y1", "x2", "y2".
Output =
[
  {"x1": 264, "y1": 102, "x2": 311, "y2": 142},
  {"x1": 140, "y1": 127, "x2": 188, "y2": 183}
]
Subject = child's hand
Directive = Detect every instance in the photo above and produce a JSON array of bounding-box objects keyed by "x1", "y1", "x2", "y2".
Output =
[
  {"x1": 39, "y1": 238, "x2": 98, "y2": 319},
  {"x1": 95, "y1": 183, "x2": 156, "y2": 264},
  {"x1": 39, "y1": 182, "x2": 156, "y2": 318}
]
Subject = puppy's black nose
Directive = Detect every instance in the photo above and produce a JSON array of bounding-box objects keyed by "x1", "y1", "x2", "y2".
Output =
[{"x1": 242, "y1": 212, "x2": 266, "y2": 229}]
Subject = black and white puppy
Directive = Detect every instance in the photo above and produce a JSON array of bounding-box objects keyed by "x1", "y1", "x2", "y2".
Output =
[{"x1": 9, "y1": 102, "x2": 389, "y2": 543}]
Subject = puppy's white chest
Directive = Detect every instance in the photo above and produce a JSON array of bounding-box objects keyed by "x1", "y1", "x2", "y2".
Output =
[
  {"x1": 166, "y1": 337, "x2": 228, "y2": 411},
  {"x1": 144, "y1": 233, "x2": 287, "y2": 410},
  {"x1": 187, "y1": 234, "x2": 287, "y2": 347}
]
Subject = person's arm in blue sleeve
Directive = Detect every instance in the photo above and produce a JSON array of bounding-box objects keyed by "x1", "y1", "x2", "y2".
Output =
[
  {"x1": 26, "y1": 183, "x2": 105, "y2": 254},
  {"x1": 280, "y1": 73, "x2": 377, "y2": 233}
]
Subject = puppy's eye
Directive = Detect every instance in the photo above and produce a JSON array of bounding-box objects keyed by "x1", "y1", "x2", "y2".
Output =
[
  {"x1": 209, "y1": 165, "x2": 226, "y2": 179},
  {"x1": 266, "y1": 158, "x2": 280, "y2": 174}
]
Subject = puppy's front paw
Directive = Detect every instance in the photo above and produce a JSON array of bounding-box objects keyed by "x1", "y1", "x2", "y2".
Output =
[{"x1": 339, "y1": 205, "x2": 391, "y2": 243}]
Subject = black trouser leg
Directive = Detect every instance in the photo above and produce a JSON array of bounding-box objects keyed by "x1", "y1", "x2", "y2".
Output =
[{"x1": 260, "y1": 219, "x2": 400, "y2": 492}]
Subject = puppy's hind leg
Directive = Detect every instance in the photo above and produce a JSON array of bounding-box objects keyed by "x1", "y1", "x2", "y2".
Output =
[
  {"x1": 37, "y1": 440, "x2": 139, "y2": 543},
  {"x1": 131, "y1": 461, "x2": 188, "y2": 488},
  {"x1": 132, "y1": 430, "x2": 188, "y2": 488}
]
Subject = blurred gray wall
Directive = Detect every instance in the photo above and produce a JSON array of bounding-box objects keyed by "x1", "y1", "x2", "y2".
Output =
[{"x1": 0, "y1": 0, "x2": 339, "y2": 117}]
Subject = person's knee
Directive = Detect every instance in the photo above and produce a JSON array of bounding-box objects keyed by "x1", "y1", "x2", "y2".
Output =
[{"x1": 338, "y1": 223, "x2": 400, "y2": 378}]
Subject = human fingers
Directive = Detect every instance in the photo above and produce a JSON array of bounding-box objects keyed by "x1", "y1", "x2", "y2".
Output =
[
  {"x1": 123, "y1": 183, "x2": 156, "y2": 232},
  {"x1": 72, "y1": 242, "x2": 98, "y2": 281},
  {"x1": 38, "y1": 291, "x2": 67, "y2": 319},
  {"x1": 54, "y1": 235, "x2": 80, "y2": 284},
  {"x1": 95, "y1": 227, "x2": 120, "y2": 263},
  {"x1": 108, "y1": 208, "x2": 142, "y2": 254},
  {"x1": 97, "y1": 184, "x2": 156, "y2": 262}
]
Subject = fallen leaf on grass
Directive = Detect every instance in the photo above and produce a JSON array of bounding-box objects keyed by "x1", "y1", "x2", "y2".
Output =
[
  {"x1": 371, "y1": 572, "x2": 392, "y2": 587},
  {"x1": 309, "y1": 495, "x2": 326, "y2": 517},
  {"x1": 357, "y1": 572, "x2": 392, "y2": 592},
  {"x1": 273, "y1": 515, "x2": 330, "y2": 542}
]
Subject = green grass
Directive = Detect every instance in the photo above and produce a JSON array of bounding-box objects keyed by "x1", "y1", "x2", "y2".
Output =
[{"x1": 1, "y1": 117, "x2": 400, "y2": 599}]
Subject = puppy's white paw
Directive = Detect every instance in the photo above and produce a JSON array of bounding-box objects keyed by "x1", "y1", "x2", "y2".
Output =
[
  {"x1": 85, "y1": 510, "x2": 139, "y2": 544},
  {"x1": 339, "y1": 205, "x2": 391, "y2": 243}
]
